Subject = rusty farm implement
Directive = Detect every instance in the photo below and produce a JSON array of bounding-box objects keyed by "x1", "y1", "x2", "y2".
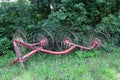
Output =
[{"x1": 9, "y1": 28, "x2": 101, "y2": 67}]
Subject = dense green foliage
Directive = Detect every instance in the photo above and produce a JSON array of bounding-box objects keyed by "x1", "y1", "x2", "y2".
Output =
[
  {"x1": 0, "y1": 0, "x2": 120, "y2": 55},
  {"x1": 0, "y1": 1, "x2": 42, "y2": 55}
]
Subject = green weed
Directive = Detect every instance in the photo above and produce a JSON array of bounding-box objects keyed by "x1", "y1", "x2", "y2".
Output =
[{"x1": 0, "y1": 49, "x2": 120, "y2": 80}]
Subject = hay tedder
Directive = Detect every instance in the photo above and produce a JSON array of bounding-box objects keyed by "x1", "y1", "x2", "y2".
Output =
[{"x1": 9, "y1": 28, "x2": 101, "y2": 67}]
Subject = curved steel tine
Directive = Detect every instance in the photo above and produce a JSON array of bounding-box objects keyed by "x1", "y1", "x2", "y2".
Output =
[
  {"x1": 65, "y1": 43, "x2": 67, "y2": 49},
  {"x1": 56, "y1": 42, "x2": 61, "y2": 51},
  {"x1": 41, "y1": 28, "x2": 54, "y2": 46},
  {"x1": 66, "y1": 43, "x2": 69, "y2": 49},
  {"x1": 63, "y1": 42, "x2": 66, "y2": 50},
  {"x1": 61, "y1": 41, "x2": 64, "y2": 50},
  {"x1": 65, "y1": 42, "x2": 70, "y2": 50},
  {"x1": 62, "y1": 42, "x2": 65, "y2": 49},
  {"x1": 65, "y1": 30, "x2": 78, "y2": 44}
]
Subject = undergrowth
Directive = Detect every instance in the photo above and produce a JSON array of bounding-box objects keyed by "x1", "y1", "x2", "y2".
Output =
[{"x1": 0, "y1": 49, "x2": 120, "y2": 80}]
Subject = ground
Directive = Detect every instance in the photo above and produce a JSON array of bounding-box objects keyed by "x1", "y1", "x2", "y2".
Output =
[{"x1": 0, "y1": 49, "x2": 120, "y2": 80}]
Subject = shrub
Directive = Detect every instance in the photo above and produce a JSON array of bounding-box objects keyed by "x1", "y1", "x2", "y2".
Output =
[
  {"x1": 40, "y1": 0, "x2": 120, "y2": 47},
  {"x1": 0, "y1": 0, "x2": 120, "y2": 55},
  {"x1": 96, "y1": 13, "x2": 120, "y2": 46},
  {"x1": 0, "y1": 37, "x2": 12, "y2": 55},
  {"x1": 0, "y1": 1, "x2": 42, "y2": 55}
]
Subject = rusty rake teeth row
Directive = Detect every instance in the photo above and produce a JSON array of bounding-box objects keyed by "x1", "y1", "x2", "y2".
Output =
[
  {"x1": 13, "y1": 28, "x2": 27, "y2": 42},
  {"x1": 32, "y1": 28, "x2": 54, "y2": 50},
  {"x1": 61, "y1": 37, "x2": 73, "y2": 49},
  {"x1": 55, "y1": 29, "x2": 79, "y2": 51}
]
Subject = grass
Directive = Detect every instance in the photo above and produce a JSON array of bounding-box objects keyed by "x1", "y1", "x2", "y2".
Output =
[{"x1": 0, "y1": 49, "x2": 120, "y2": 80}]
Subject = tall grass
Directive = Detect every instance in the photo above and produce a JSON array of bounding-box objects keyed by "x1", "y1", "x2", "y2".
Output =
[{"x1": 0, "y1": 49, "x2": 120, "y2": 80}]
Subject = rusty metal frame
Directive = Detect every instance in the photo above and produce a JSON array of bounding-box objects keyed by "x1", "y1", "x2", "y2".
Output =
[{"x1": 9, "y1": 37, "x2": 101, "y2": 67}]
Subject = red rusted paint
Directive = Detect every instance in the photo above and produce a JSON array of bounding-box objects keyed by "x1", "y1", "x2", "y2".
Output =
[{"x1": 40, "y1": 45, "x2": 76, "y2": 55}]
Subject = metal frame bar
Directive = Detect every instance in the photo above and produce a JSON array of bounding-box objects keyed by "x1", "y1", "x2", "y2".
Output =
[{"x1": 9, "y1": 37, "x2": 101, "y2": 67}]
